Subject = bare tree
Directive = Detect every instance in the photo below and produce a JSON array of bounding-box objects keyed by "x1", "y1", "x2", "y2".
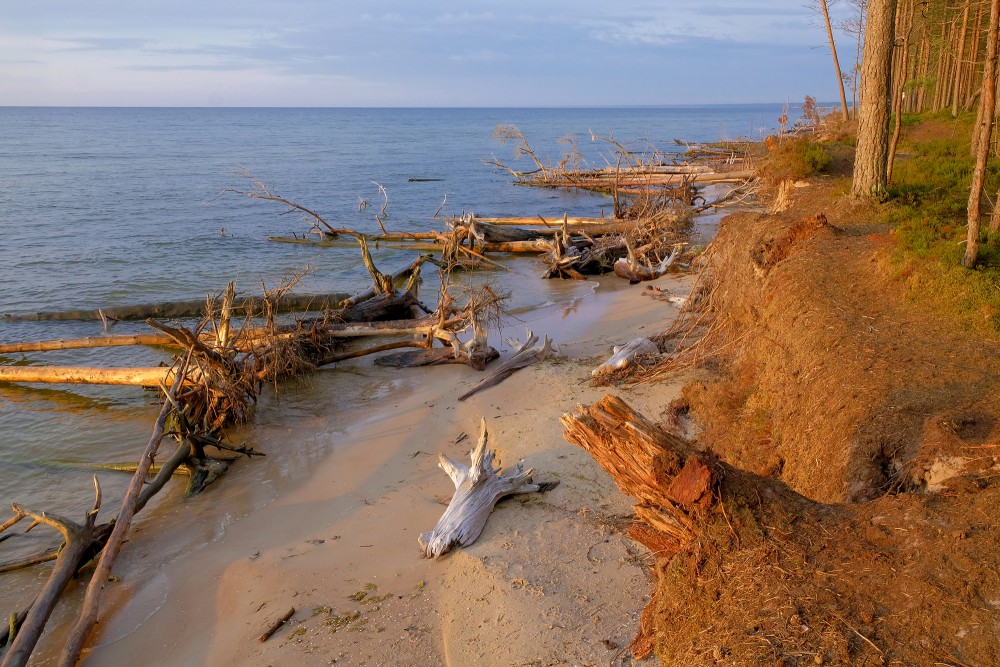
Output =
[{"x1": 811, "y1": 0, "x2": 853, "y2": 120}]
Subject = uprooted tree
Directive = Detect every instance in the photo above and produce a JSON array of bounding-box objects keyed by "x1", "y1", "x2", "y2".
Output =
[{"x1": 563, "y1": 395, "x2": 999, "y2": 665}]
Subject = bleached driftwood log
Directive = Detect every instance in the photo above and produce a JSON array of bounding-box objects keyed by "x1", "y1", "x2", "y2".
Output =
[
  {"x1": 457, "y1": 330, "x2": 555, "y2": 401},
  {"x1": 613, "y1": 243, "x2": 682, "y2": 284},
  {"x1": 419, "y1": 419, "x2": 539, "y2": 558},
  {"x1": 592, "y1": 337, "x2": 660, "y2": 377}
]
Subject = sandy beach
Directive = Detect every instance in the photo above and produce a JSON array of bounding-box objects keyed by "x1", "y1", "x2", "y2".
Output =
[{"x1": 66, "y1": 271, "x2": 692, "y2": 667}]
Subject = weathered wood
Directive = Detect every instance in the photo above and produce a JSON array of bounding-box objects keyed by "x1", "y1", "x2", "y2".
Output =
[
  {"x1": 1, "y1": 479, "x2": 113, "y2": 667},
  {"x1": 0, "y1": 365, "x2": 180, "y2": 387},
  {"x1": 457, "y1": 331, "x2": 555, "y2": 401},
  {"x1": 0, "y1": 334, "x2": 180, "y2": 355},
  {"x1": 469, "y1": 221, "x2": 545, "y2": 243},
  {"x1": 418, "y1": 418, "x2": 539, "y2": 558},
  {"x1": 258, "y1": 608, "x2": 296, "y2": 643},
  {"x1": 591, "y1": 337, "x2": 660, "y2": 377},
  {"x1": 374, "y1": 346, "x2": 499, "y2": 368},
  {"x1": 4, "y1": 292, "x2": 351, "y2": 322},
  {"x1": 57, "y1": 369, "x2": 185, "y2": 667},
  {"x1": 613, "y1": 244, "x2": 682, "y2": 283},
  {"x1": 468, "y1": 216, "x2": 613, "y2": 226}
]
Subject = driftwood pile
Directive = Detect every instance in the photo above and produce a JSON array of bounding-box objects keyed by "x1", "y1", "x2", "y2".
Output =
[
  {"x1": 0, "y1": 236, "x2": 510, "y2": 665},
  {"x1": 255, "y1": 126, "x2": 754, "y2": 285},
  {"x1": 1, "y1": 124, "x2": 751, "y2": 664}
]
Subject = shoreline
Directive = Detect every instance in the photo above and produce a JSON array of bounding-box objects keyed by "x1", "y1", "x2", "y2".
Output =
[{"x1": 77, "y1": 269, "x2": 693, "y2": 666}]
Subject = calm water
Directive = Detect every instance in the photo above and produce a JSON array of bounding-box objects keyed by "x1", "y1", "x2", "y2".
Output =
[{"x1": 0, "y1": 105, "x2": 786, "y2": 626}]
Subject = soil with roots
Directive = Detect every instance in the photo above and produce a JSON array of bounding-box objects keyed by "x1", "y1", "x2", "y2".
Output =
[{"x1": 639, "y1": 176, "x2": 1000, "y2": 666}]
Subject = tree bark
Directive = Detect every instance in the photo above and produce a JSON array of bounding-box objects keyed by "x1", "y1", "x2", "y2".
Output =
[
  {"x1": 821, "y1": 0, "x2": 852, "y2": 121},
  {"x1": 965, "y1": 0, "x2": 1000, "y2": 267},
  {"x1": 852, "y1": 0, "x2": 899, "y2": 198},
  {"x1": 954, "y1": 3, "x2": 973, "y2": 116}
]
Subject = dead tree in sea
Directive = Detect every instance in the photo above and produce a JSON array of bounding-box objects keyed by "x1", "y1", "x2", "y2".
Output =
[{"x1": 0, "y1": 225, "x2": 508, "y2": 665}]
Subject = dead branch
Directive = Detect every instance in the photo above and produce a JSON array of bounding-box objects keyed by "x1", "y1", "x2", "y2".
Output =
[
  {"x1": 57, "y1": 357, "x2": 189, "y2": 666},
  {"x1": 223, "y1": 166, "x2": 338, "y2": 236},
  {"x1": 1, "y1": 477, "x2": 112, "y2": 667},
  {"x1": 457, "y1": 330, "x2": 554, "y2": 401},
  {"x1": 418, "y1": 418, "x2": 539, "y2": 558}
]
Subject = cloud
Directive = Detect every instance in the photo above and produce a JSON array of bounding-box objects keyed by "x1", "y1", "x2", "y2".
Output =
[
  {"x1": 432, "y1": 12, "x2": 496, "y2": 24},
  {"x1": 51, "y1": 37, "x2": 150, "y2": 52}
]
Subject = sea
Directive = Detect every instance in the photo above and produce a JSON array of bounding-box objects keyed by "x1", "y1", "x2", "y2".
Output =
[{"x1": 0, "y1": 104, "x2": 793, "y2": 632}]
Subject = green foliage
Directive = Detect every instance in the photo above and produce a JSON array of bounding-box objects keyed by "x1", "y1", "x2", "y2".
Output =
[
  {"x1": 880, "y1": 115, "x2": 1000, "y2": 335},
  {"x1": 759, "y1": 137, "x2": 833, "y2": 184}
]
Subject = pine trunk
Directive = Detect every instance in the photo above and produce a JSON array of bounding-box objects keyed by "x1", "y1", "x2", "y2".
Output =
[
  {"x1": 852, "y1": 0, "x2": 898, "y2": 198},
  {"x1": 965, "y1": 0, "x2": 1000, "y2": 267},
  {"x1": 821, "y1": 0, "x2": 851, "y2": 121}
]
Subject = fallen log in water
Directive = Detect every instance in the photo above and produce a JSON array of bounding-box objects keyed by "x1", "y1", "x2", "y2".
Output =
[
  {"x1": 418, "y1": 418, "x2": 539, "y2": 558},
  {"x1": 0, "y1": 365, "x2": 181, "y2": 387},
  {"x1": 3, "y1": 292, "x2": 352, "y2": 323},
  {"x1": 374, "y1": 346, "x2": 499, "y2": 368}
]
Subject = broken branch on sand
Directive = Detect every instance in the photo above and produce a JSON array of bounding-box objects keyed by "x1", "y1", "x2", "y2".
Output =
[
  {"x1": 419, "y1": 418, "x2": 539, "y2": 558},
  {"x1": 457, "y1": 330, "x2": 555, "y2": 401}
]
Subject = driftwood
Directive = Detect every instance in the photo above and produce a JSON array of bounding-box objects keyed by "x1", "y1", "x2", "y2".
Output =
[
  {"x1": 374, "y1": 347, "x2": 499, "y2": 368},
  {"x1": 1, "y1": 479, "x2": 114, "y2": 667},
  {"x1": 591, "y1": 338, "x2": 660, "y2": 378},
  {"x1": 613, "y1": 243, "x2": 682, "y2": 284},
  {"x1": 469, "y1": 221, "x2": 544, "y2": 243},
  {"x1": 3, "y1": 292, "x2": 351, "y2": 323},
  {"x1": 457, "y1": 331, "x2": 555, "y2": 401},
  {"x1": 56, "y1": 364, "x2": 189, "y2": 667},
  {"x1": 0, "y1": 365, "x2": 182, "y2": 387},
  {"x1": 418, "y1": 418, "x2": 539, "y2": 558},
  {"x1": 258, "y1": 608, "x2": 296, "y2": 643}
]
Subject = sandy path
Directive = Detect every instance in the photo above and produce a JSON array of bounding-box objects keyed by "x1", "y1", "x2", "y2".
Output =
[{"x1": 83, "y1": 274, "x2": 690, "y2": 667}]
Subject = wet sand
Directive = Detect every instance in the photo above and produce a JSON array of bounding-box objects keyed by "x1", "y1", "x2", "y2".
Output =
[{"x1": 81, "y1": 272, "x2": 691, "y2": 667}]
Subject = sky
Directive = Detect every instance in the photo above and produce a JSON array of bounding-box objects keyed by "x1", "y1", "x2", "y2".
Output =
[{"x1": 0, "y1": 1, "x2": 859, "y2": 107}]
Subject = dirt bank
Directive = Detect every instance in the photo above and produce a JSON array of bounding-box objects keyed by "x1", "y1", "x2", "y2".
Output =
[{"x1": 631, "y1": 177, "x2": 1000, "y2": 665}]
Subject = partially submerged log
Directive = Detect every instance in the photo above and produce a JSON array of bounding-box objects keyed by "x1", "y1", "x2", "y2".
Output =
[
  {"x1": 0, "y1": 365, "x2": 180, "y2": 387},
  {"x1": 374, "y1": 347, "x2": 499, "y2": 368},
  {"x1": 3, "y1": 291, "x2": 351, "y2": 323},
  {"x1": 418, "y1": 418, "x2": 539, "y2": 558}
]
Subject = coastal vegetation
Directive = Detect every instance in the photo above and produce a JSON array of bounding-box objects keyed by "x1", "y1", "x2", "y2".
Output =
[{"x1": 5, "y1": 2, "x2": 1000, "y2": 665}]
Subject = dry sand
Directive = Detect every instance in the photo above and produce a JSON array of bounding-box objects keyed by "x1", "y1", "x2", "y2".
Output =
[{"x1": 81, "y1": 273, "x2": 692, "y2": 667}]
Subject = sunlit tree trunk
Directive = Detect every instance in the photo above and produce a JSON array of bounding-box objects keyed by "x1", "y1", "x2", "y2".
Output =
[
  {"x1": 852, "y1": 0, "x2": 898, "y2": 198},
  {"x1": 965, "y1": 0, "x2": 1000, "y2": 267},
  {"x1": 820, "y1": 0, "x2": 852, "y2": 120},
  {"x1": 953, "y1": 3, "x2": 972, "y2": 116}
]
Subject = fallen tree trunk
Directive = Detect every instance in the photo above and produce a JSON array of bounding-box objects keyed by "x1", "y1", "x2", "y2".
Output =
[
  {"x1": 0, "y1": 334, "x2": 180, "y2": 355},
  {"x1": 0, "y1": 366, "x2": 180, "y2": 387},
  {"x1": 374, "y1": 347, "x2": 499, "y2": 368},
  {"x1": 418, "y1": 418, "x2": 539, "y2": 558},
  {"x1": 561, "y1": 395, "x2": 945, "y2": 665},
  {"x1": 4, "y1": 292, "x2": 351, "y2": 323},
  {"x1": 57, "y1": 365, "x2": 186, "y2": 666}
]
